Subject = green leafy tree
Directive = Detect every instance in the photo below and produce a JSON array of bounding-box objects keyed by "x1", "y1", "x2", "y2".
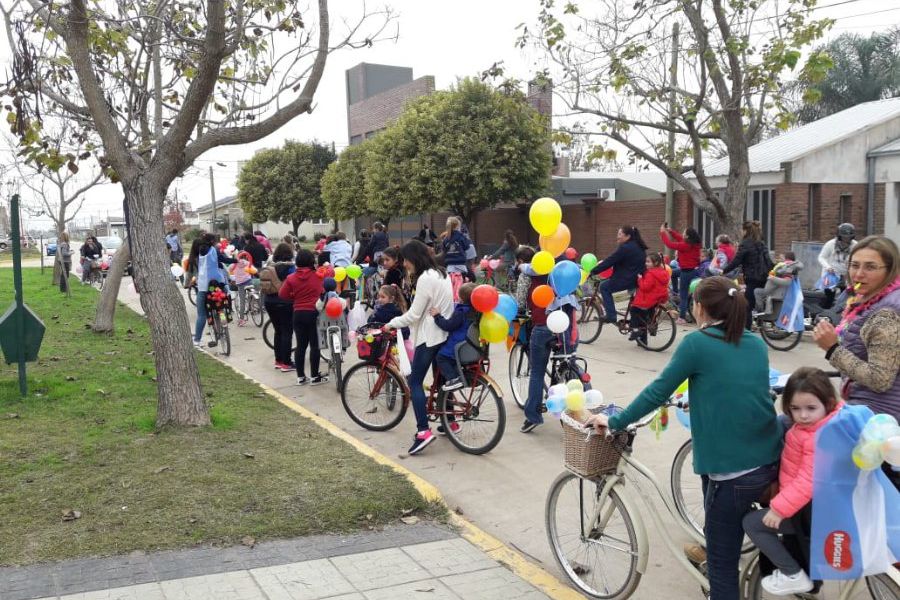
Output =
[
  {"x1": 321, "y1": 140, "x2": 373, "y2": 222},
  {"x1": 789, "y1": 29, "x2": 900, "y2": 124},
  {"x1": 1, "y1": 0, "x2": 393, "y2": 426},
  {"x1": 366, "y1": 78, "x2": 551, "y2": 226},
  {"x1": 238, "y1": 140, "x2": 335, "y2": 234},
  {"x1": 519, "y1": 0, "x2": 833, "y2": 237}
]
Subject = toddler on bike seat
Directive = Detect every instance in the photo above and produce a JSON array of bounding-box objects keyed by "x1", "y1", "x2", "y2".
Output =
[
  {"x1": 742, "y1": 367, "x2": 842, "y2": 596},
  {"x1": 629, "y1": 253, "x2": 671, "y2": 344},
  {"x1": 429, "y1": 282, "x2": 476, "y2": 392},
  {"x1": 754, "y1": 251, "x2": 803, "y2": 317}
]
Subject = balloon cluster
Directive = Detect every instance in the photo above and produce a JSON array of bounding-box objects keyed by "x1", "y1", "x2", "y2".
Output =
[
  {"x1": 479, "y1": 258, "x2": 501, "y2": 271},
  {"x1": 528, "y1": 197, "x2": 593, "y2": 302},
  {"x1": 672, "y1": 380, "x2": 691, "y2": 430},
  {"x1": 545, "y1": 378, "x2": 604, "y2": 419},
  {"x1": 852, "y1": 414, "x2": 900, "y2": 470},
  {"x1": 334, "y1": 264, "x2": 363, "y2": 282},
  {"x1": 469, "y1": 284, "x2": 510, "y2": 343}
]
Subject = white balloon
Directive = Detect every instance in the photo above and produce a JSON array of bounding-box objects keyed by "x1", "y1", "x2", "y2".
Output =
[
  {"x1": 546, "y1": 310, "x2": 570, "y2": 334},
  {"x1": 584, "y1": 389, "x2": 604, "y2": 410},
  {"x1": 548, "y1": 383, "x2": 569, "y2": 399},
  {"x1": 170, "y1": 264, "x2": 184, "y2": 277},
  {"x1": 226, "y1": 244, "x2": 235, "y2": 253},
  {"x1": 883, "y1": 436, "x2": 900, "y2": 467}
]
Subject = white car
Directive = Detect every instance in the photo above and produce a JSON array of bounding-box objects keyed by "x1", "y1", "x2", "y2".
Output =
[{"x1": 96, "y1": 236, "x2": 123, "y2": 256}]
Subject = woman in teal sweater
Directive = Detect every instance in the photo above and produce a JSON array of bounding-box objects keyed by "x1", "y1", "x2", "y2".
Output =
[{"x1": 587, "y1": 276, "x2": 782, "y2": 600}]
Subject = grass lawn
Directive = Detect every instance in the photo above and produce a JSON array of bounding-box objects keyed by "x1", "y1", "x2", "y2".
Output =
[{"x1": 0, "y1": 268, "x2": 435, "y2": 566}]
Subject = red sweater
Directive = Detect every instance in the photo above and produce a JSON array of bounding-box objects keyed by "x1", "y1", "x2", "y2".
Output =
[
  {"x1": 660, "y1": 230, "x2": 701, "y2": 269},
  {"x1": 633, "y1": 266, "x2": 670, "y2": 309},
  {"x1": 278, "y1": 267, "x2": 324, "y2": 311}
]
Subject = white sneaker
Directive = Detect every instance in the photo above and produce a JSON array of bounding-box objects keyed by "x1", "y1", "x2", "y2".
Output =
[
  {"x1": 761, "y1": 569, "x2": 814, "y2": 596},
  {"x1": 192, "y1": 339, "x2": 203, "y2": 349}
]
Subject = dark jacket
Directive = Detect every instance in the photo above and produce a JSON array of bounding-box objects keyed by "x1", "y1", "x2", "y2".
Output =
[
  {"x1": 369, "y1": 302, "x2": 409, "y2": 338},
  {"x1": 383, "y1": 266, "x2": 405, "y2": 289},
  {"x1": 441, "y1": 230, "x2": 470, "y2": 266},
  {"x1": 590, "y1": 239, "x2": 646, "y2": 289},
  {"x1": 278, "y1": 267, "x2": 323, "y2": 311},
  {"x1": 244, "y1": 241, "x2": 268, "y2": 269},
  {"x1": 365, "y1": 231, "x2": 389, "y2": 259},
  {"x1": 433, "y1": 303, "x2": 472, "y2": 358},
  {"x1": 724, "y1": 239, "x2": 773, "y2": 284}
]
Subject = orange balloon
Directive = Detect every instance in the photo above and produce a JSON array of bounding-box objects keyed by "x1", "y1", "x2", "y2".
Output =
[
  {"x1": 532, "y1": 284, "x2": 555, "y2": 308},
  {"x1": 539, "y1": 223, "x2": 571, "y2": 257}
]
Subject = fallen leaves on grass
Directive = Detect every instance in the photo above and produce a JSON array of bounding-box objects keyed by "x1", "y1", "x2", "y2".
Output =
[
  {"x1": 242, "y1": 452, "x2": 255, "y2": 459},
  {"x1": 400, "y1": 516, "x2": 420, "y2": 525},
  {"x1": 153, "y1": 466, "x2": 171, "y2": 474}
]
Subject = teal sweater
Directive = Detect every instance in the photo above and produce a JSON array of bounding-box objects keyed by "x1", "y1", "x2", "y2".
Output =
[{"x1": 609, "y1": 327, "x2": 782, "y2": 475}]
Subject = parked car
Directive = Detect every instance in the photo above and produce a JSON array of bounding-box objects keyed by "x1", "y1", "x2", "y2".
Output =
[
  {"x1": 96, "y1": 236, "x2": 123, "y2": 256},
  {"x1": 45, "y1": 238, "x2": 58, "y2": 256}
]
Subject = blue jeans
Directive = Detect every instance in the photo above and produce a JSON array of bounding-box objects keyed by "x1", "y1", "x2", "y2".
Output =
[
  {"x1": 525, "y1": 325, "x2": 554, "y2": 424},
  {"x1": 599, "y1": 279, "x2": 632, "y2": 323},
  {"x1": 194, "y1": 291, "x2": 208, "y2": 342},
  {"x1": 702, "y1": 463, "x2": 778, "y2": 600},
  {"x1": 435, "y1": 353, "x2": 460, "y2": 383},
  {"x1": 408, "y1": 343, "x2": 440, "y2": 432},
  {"x1": 678, "y1": 268, "x2": 698, "y2": 319}
]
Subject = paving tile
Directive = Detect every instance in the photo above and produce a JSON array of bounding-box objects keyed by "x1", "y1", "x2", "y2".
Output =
[
  {"x1": 316, "y1": 595, "x2": 364, "y2": 600},
  {"x1": 251, "y1": 559, "x2": 356, "y2": 600},
  {"x1": 158, "y1": 572, "x2": 265, "y2": 600},
  {"x1": 439, "y1": 566, "x2": 550, "y2": 599},
  {"x1": 401, "y1": 538, "x2": 498, "y2": 578},
  {"x1": 330, "y1": 548, "x2": 430, "y2": 592},
  {"x1": 361, "y1": 579, "x2": 458, "y2": 600},
  {"x1": 56, "y1": 582, "x2": 166, "y2": 600}
]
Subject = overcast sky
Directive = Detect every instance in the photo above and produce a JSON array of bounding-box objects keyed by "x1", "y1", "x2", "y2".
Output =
[{"x1": 1, "y1": 0, "x2": 897, "y2": 230}]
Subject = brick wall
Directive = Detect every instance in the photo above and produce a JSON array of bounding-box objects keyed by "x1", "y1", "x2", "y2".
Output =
[{"x1": 348, "y1": 76, "x2": 435, "y2": 141}]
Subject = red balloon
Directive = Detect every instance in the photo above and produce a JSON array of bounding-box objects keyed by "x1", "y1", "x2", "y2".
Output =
[
  {"x1": 325, "y1": 297, "x2": 343, "y2": 319},
  {"x1": 564, "y1": 247, "x2": 578, "y2": 260},
  {"x1": 471, "y1": 284, "x2": 499, "y2": 313}
]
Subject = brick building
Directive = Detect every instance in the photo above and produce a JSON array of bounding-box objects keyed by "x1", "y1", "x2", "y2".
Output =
[{"x1": 346, "y1": 63, "x2": 436, "y2": 145}]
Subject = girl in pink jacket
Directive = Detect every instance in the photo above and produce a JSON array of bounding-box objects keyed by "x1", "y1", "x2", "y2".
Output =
[{"x1": 743, "y1": 367, "x2": 843, "y2": 596}]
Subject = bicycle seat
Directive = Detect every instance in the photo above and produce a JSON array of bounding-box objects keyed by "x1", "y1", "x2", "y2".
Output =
[{"x1": 803, "y1": 289, "x2": 826, "y2": 301}]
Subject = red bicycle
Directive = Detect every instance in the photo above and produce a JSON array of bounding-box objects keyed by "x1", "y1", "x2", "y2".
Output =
[{"x1": 340, "y1": 323, "x2": 506, "y2": 455}]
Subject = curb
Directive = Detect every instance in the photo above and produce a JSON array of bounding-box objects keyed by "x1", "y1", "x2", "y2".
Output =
[{"x1": 216, "y1": 359, "x2": 582, "y2": 600}]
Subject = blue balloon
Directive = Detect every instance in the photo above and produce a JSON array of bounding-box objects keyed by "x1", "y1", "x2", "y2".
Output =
[
  {"x1": 546, "y1": 395, "x2": 566, "y2": 415},
  {"x1": 550, "y1": 260, "x2": 581, "y2": 296},
  {"x1": 495, "y1": 294, "x2": 518, "y2": 323}
]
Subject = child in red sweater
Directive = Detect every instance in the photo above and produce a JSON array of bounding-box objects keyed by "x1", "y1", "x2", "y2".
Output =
[
  {"x1": 629, "y1": 253, "x2": 670, "y2": 344},
  {"x1": 279, "y1": 249, "x2": 327, "y2": 385},
  {"x1": 742, "y1": 367, "x2": 842, "y2": 596}
]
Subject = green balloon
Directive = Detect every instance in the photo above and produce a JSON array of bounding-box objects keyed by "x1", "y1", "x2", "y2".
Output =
[
  {"x1": 346, "y1": 264, "x2": 363, "y2": 280},
  {"x1": 689, "y1": 277, "x2": 702, "y2": 295},
  {"x1": 580, "y1": 253, "x2": 598, "y2": 272}
]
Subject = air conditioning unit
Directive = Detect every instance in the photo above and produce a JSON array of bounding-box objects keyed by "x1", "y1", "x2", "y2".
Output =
[{"x1": 598, "y1": 188, "x2": 616, "y2": 201}]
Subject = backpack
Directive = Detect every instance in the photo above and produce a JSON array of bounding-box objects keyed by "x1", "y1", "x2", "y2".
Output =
[{"x1": 259, "y1": 265, "x2": 283, "y2": 295}]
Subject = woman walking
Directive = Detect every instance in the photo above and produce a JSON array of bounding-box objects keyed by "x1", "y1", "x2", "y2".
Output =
[
  {"x1": 722, "y1": 220, "x2": 772, "y2": 329},
  {"x1": 262, "y1": 242, "x2": 297, "y2": 372},
  {"x1": 586, "y1": 276, "x2": 782, "y2": 600},
  {"x1": 384, "y1": 240, "x2": 454, "y2": 455}
]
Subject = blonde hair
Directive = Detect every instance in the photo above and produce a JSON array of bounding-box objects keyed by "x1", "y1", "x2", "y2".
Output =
[
  {"x1": 60, "y1": 232, "x2": 70, "y2": 243},
  {"x1": 378, "y1": 284, "x2": 407, "y2": 312}
]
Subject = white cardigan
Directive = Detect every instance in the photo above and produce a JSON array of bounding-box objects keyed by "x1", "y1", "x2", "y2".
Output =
[{"x1": 389, "y1": 269, "x2": 454, "y2": 348}]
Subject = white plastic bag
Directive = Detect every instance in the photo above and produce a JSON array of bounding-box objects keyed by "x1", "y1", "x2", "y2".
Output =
[
  {"x1": 396, "y1": 327, "x2": 412, "y2": 376},
  {"x1": 347, "y1": 302, "x2": 367, "y2": 332}
]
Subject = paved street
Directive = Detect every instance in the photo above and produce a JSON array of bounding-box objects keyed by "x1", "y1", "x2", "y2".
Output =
[{"x1": 110, "y1": 280, "x2": 831, "y2": 599}]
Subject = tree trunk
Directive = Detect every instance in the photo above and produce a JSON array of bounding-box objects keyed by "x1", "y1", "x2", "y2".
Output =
[
  {"x1": 92, "y1": 238, "x2": 130, "y2": 332},
  {"x1": 52, "y1": 208, "x2": 66, "y2": 286},
  {"x1": 124, "y1": 181, "x2": 210, "y2": 427}
]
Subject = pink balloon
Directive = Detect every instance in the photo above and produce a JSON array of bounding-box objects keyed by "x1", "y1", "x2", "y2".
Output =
[{"x1": 479, "y1": 258, "x2": 489, "y2": 269}]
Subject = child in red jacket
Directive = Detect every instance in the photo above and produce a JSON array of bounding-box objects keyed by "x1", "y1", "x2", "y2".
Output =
[
  {"x1": 742, "y1": 367, "x2": 842, "y2": 596},
  {"x1": 629, "y1": 253, "x2": 670, "y2": 344},
  {"x1": 279, "y1": 249, "x2": 327, "y2": 385}
]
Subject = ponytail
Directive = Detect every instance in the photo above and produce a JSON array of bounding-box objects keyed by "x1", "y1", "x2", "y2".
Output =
[
  {"x1": 694, "y1": 276, "x2": 747, "y2": 344},
  {"x1": 621, "y1": 225, "x2": 648, "y2": 250}
]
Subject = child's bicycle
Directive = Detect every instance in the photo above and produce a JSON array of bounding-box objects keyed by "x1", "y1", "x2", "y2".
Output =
[
  {"x1": 340, "y1": 323, "x2": 506, "y2": 455},
  {"x1": 318, "y1": 311, "x2": 349, "y2": 393},
  {"x1": 233, "y1": 280, "x2": 264, "y2": 327},
  {"x1": 578, "y1": 278, "x2": 677, "y2": 351},
  {"x1": 204, "y1": 283, "x2": 232, "y2": 357},
  {"x1": 507, "y1": 315, "x2": 591, "y2": 410}
]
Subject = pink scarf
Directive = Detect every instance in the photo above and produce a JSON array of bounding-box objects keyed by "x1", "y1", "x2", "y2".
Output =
[{"x1": 835, "y1": 275, "x2": 900, "y2": 337}]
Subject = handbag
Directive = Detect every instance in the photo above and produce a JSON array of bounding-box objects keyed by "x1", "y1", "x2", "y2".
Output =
[{"x1": 396, "y1": 327, "x2": 412, "y2": 376}]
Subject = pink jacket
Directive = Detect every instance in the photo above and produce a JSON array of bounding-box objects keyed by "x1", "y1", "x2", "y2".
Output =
[{"x1": 770, "y1": 402, "x2": 844, "y2": 518}]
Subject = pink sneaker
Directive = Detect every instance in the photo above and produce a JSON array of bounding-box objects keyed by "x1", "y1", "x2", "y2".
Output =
[
  {"x1": 437, "y1": 422, "x2": 460, "y2": 435},
  {"x1": 408, "y1": 430, "x2": 436, "y2": 455}
]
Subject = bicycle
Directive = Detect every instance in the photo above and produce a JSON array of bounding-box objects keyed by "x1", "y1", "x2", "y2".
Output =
[
  {"x1": 755, "y1": 290, "x2": 843, "y2": 353},
  {"x1": 263, "y1": 316, "x2": 297, "y2": 354},
  {"x1": 340, "y1": 323, "x2": 506, "y2": 455},
  {"x1": 204, "y1": 284, "x2": 232, "y2": 357},
  {"x1": 318, "y1": 312, "x2": 349, "y2": 393},
  {"x1": 508, "y1": 316, "x2": 590, "y2": 410},
  {"x1": 577, "y1": 279, "x2": 677, "y2": 351},
  {"x1": 546, "y1": 401, "x2": 900, "y2": 600},
  {"x1": 233, "y1": 281, "x2": 264, "y2": 327}
]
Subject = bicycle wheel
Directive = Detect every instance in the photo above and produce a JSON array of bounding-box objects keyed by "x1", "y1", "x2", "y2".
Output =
[
  {"x1": 508, "y1": 342, "x2": 530, "y2": 410},
  {"x1": 637, "y1": 306, "x2": 677, "y2": 352},
  {"x1": 188, "y1": 286, "x2": 197, "y2": 306},
  {"x1": 577, "y1": 297, "x2": 604, "y2": 344},
  {"x1": 546, "y1": 471, "x2": 641, "y2": 599},
  {"x1": 758, "y1": 320, "x2": 802, "y2": 352},
  {"x1": 440, "y1": 375, "x2": 505, "y2": 455},
  {"x1": 743, "y1": 554, "x2": 897, "y2": 600},
  {"x1": 214, "y1": 312, "x2": 231, "y2": 357},
  {"x1": 329, "y1": 330, "x2": 343, "y2": 393},
  {"x1": 341, "y1": 361, "x2": 408, "y2": 431},
  {"x1": 671, "y1": 439, "x2": 704, "y2": 539},
  {"x1": 250, "y1": 294, "x2": 264, "y2": 327},
  {"x1": 263, "y1": 318, "x2": 275, "y2": 349}
]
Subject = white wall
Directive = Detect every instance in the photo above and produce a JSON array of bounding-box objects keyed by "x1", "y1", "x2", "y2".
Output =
[
  {"x1": 792, "y1": 118, "x2": 900, "y2": 183},
  {"x1": 885, "y1": 180, "x2": 900, "y2": 245}
]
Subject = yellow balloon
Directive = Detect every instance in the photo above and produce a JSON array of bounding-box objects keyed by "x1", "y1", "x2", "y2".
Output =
[
  {"x1": 539, "y1": 223, "x2": 571, "y2": 257},
  {"x1": 580, "y1": 269, "x2": 589, "y2": 285},
  {"x1": 852, "y1": 442, "x2": 882, "y2": 471},
  {"x1": 566, "y1": 379, "x2": 583, "y2": 392},
  {"x1": 675, "y1": 380, "x2": 689, "y2": 395},
  {"x1": 529, "y1": 197, "x2": 562, "y2": 236},
  {"x1": 479, "y1": 311, "x2": 509, "y2": 344},
  {"x1": 334, "y1": 266, "x2": 347, "y2": 282},
  {"x1": 565, "y1": 390, "x2": 585, "y2": 412},
  {"x1": 532, "y1": 250, "x2": 554, "y2": 275}
]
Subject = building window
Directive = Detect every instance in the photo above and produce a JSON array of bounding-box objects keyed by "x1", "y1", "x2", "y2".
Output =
[
  {"x1": 839, "y1": 193, "x2": 852, "y2": 224},
  {"x1": 694, "y1": 205, "x2": 716, "y2": 248},
  {"x1": 746, "y1": 188, "x2": 775, "y2": 248}
]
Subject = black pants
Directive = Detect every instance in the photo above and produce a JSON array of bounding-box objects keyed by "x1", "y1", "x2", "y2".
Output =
[
  {"x1": 265, "y1": 300, "x2": 294, "y2": 365},
  {"x1": 292, "y1": 310, "x2": 320, "y2": 378},
  {"x1": 745, "y1": 279, "x2": 766, "y2": 329},
  {"x1": 629, "y1": 306, "x2": 652, "y2": 343}
]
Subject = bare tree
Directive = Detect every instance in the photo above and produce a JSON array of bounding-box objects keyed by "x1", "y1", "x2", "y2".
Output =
[
  {"x1": 2, "y1": 0, "x2": 394, "y2": 426},
  {"x1": 520, "y1": 0, "x2": 834, "y2": 237}
]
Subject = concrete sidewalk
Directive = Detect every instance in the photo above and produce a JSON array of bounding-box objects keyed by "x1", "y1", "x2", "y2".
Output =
[{"x1": 2, "y1": 523, "x2": 549, "y2": 600}]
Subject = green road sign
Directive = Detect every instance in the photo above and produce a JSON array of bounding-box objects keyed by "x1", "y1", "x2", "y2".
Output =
[{"x1": 0, "y1": 302, "x2": 45, "y2": 363}]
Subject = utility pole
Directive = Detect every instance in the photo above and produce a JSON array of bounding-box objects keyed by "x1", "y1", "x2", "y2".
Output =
[
  {"x1": 664, "y1": 22, "x2": 680, "y2": 238},
  {"x1": 209, "y1": 165, "x2": 217, "y2": 235}
]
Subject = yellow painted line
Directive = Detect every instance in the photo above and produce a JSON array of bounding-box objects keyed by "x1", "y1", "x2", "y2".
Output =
[{"x1": 214, "y1": 357, "x2": 582, "y2": 599}]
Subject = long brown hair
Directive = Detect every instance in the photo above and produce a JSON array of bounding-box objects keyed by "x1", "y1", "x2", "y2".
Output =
[
  {"x1": 782, "y1": 367, "x2": 839, "y2": 422},
  {"x1": 741, "y1": 220, "x2": 762, "y2": 242},
  {"x1": 849, "y1": 235, "x2": 900, "y2": 298},
  {"x1": 694, "y1": 276, "x2": 747, "y2": 344},
  {"x1": 504, "y1": 229, "x2": 518, "y2": 248},
  {"x1": 378, "y1": 284, "x2": 408, "y2": 312}
]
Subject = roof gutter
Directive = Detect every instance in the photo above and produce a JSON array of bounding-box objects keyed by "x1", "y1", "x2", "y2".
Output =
[{"x1": 867, "y1": 156, "x2": 876, "y2": 235}]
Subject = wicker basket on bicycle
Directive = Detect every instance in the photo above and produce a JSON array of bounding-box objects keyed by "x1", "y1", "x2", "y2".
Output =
[
  {"x1": 355, "y1": 323, "x2": 391, "y2": 362},
  {"x1": 561, "y1": 410, "x2": 628, "y2": 478}
]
